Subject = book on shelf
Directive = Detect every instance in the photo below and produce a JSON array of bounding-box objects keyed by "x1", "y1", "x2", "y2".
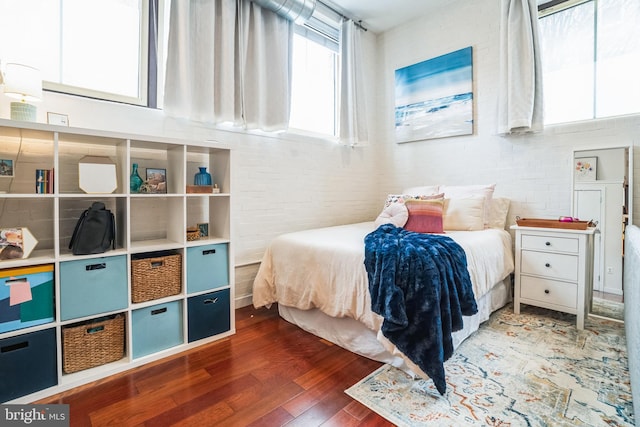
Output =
[{"x1": 36, "y1": 169, "x2": 54, "y2": 194}]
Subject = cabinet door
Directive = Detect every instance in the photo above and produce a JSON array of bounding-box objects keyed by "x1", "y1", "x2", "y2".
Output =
[{"x1": 574, "y1": 189, "x2": 602, "y2": 292}]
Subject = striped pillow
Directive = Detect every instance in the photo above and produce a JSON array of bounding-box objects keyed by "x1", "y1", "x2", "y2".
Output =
[{"x1": 404, "y1": 198, "x2": 444, "y2": 233}]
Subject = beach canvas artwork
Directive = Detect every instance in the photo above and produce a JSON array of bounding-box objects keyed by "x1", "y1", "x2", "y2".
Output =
[{"x1": 395, "y1": 46, "x2": 473, "y2": 143}]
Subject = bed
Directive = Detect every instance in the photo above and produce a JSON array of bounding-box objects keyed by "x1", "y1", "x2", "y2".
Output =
[{"x1": 253, "y1": 185, "x2": 515, "y2": 393}]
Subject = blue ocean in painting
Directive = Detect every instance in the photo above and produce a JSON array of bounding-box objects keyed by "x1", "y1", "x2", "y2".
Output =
[
  {"x1": 395, "y1": 47, "x2": 473, "y2": 142},
  {"x1": 395, "y1": 92, "x2": 472, "y2": 126}
]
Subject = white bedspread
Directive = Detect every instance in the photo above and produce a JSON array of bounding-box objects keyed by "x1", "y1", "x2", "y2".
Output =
[{"x1": 253, "y1": 222, "x2": 514, "y2": 333}]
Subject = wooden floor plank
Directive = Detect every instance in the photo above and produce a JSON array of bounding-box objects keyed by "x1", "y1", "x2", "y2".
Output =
[{"x1": 37, "y1": 305, "x2": 388, "y2": 426}]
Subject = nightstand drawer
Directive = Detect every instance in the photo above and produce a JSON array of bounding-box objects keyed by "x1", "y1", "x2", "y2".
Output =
[
  {"x1": 521, "y1": 275, "x2": 577, "y2": 309},
  {"x1": 521, "y1": 250, "x2": 578, "y2": 281},
  {"x1": 521, "y1": 234, "x2": 579, "y2": 253}
]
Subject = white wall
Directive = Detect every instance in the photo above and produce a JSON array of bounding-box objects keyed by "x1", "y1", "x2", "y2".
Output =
[{"x1": 375, "y1": 0, "x2": 640, "y2": 227}]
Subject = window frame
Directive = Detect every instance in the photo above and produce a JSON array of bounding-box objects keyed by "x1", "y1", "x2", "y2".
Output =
[
  {"x1": 287, "y1": 4, "x2": 341, "y2": 139},
  {"x1": 537, "y1": 0, "x2": 640, "y2": 124},
  {"x1": 1, "y1": 0, "x2": 157, "y2": 108}
]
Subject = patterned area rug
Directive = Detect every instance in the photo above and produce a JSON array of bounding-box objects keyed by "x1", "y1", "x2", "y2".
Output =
[
  {"x1": 345, "y1": 304, "x2": 633, "y2": 426},
  {"x1": 592, "y1": 297, "x2": 624, "y2": 321}
]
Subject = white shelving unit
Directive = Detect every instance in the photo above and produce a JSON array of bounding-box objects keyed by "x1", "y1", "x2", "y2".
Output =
[{"x1": 0, "y1": 119, "x2": 234, "y2": 403}]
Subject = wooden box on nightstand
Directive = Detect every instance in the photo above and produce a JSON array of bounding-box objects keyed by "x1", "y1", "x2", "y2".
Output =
[{"x1": 511, "y1": 225, "x2": 596, "y2": 329}]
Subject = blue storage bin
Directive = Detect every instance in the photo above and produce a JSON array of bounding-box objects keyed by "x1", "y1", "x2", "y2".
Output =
[
  {"x1": 186, "y1": 243, "x2": 228, "y2": 294},
  {"x1": 0, "y1": 265, "x2": 54, "y2": 334},
  {"x1": 187, "y1": 288, "x2": 230, "y2": 342},
  {"x1": 132, "y1": 301, "x2": 183, "y2": 358},
  {"x1": 60, "y1": 255, "x2": 128, "y2": 321},
  {"x1": 0, "y1": 328, "x2": 57, "y2": 402}
]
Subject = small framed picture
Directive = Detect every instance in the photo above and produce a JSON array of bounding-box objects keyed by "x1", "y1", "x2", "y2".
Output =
[
  {"x1": 0, "y1": 159, "x2": 14, "y2": 177},
  {"x1": 145, "y1": 168, "x2": 167, "y2": 193},
  {"x1": 47, "y1": 112, "x2": 69, "y2": 127},
  {"x1": 575, "y1": 157, "x2": 597, "y2": 181},
  {"x1": 197, "y1": 223, "x2": 209, "y2": 238}
]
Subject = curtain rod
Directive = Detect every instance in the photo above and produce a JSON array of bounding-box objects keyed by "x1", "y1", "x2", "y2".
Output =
[{"x1": 318, "y1": 0, "x2": 368, "y2": 31}]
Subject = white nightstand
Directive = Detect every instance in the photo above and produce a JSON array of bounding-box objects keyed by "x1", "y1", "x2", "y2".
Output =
[{"x1": 511, "y1": 225, "x2": 596, "y2": 329}]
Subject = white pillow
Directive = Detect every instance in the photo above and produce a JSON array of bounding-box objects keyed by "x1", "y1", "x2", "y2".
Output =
[
  {"x1": 374, "y1": 202, "x2": 409, "y2": 228},
  {"x1": 443, "y1": 197, "x2": 485, "y2": 231},
  {"x1": 402, "y1": 185, "x2": 440, "y2": 197},
  {"x1": 488, "y1": 197, "x2": 511, "y2": 229},
  {"x1": 440, "y1": 184, "x2": 496, "y2": 228}
]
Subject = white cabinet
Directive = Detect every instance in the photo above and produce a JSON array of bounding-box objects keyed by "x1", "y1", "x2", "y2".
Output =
[
  {"x1": 512, "y1": 225, "x2": 595, "y2": 330},
  {"x1": 574, "y1": 181, "x2": 624, "y2": 295},
  {"x1": 0, "y1": 119, "x2": 234, "y2": 403}
]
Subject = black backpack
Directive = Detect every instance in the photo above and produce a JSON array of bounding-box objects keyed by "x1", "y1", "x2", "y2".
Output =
[{"x1": 69, "y1": 202, "x2": 116, "y2": 255}]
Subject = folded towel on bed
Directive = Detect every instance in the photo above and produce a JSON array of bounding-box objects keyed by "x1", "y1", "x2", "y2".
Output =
[{"x1": 364, "y1": 224, "x2": 477, "y2": 395}]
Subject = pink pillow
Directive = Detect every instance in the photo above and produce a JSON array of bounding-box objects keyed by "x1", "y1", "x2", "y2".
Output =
[{"x1": 404, "y1": 199, "x2": 444, "y2": 233}]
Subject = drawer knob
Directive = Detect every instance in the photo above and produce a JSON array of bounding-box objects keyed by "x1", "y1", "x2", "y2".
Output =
[
  {"x1": 203, "y1": 298, "x2": 219, "y2": 305},
  {"x1": 545, "y1": 263, "x2": 551, "y2": 268},
  {"x1": 545, "y1": 241, "x2": 551, "y2": 246},
  {"x1": 544, "y1": 289, "x2": 550, "y2": 294}
]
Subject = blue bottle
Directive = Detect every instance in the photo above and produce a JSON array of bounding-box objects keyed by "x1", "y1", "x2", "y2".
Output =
[{"x1": 194, "y1": 167, "x2": 212, "y2": 186}]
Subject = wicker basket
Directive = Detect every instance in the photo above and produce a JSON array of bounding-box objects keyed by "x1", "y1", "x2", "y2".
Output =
[
  {"x1": 63, "y1": 314, "x2": 125, "y2": 374},
  {"x1": 131, "y1": 253, "x2": 182, "y2": 303},
  {"x1": 186, "y1": 227, "x2": 200, "y2": 241}
]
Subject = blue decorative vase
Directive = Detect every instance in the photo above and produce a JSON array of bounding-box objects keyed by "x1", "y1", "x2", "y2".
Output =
[
  {"x1": 194, "y1": 167, "x2": 212, "y2": 186},
  {"x1": 130, "y1": 163, "x2": 143, "y2": 193}
]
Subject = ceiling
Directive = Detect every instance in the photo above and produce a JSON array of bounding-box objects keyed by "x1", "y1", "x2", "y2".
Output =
[{"x1": 325, "y1": 0, "x2": 451, "y2": 33}]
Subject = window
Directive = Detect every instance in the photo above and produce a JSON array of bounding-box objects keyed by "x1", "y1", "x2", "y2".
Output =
[
  {"x1": 289, "y1": 4, "x2": 340, "y2": 137},
  {"x1": 538, "y1": 0, "x2": 640, "y2": 124},
  {"x1": 0, "y1": 0, "x2": 157, "y2": 107}
]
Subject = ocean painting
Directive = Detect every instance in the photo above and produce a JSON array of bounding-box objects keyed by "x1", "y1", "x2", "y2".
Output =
[{"x1": 395, "y1": 47, "x2": 473, "y2": 143}]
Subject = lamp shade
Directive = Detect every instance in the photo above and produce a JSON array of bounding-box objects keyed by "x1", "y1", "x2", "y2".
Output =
[{"x1": 3, "y1": 63, "x2": 42, "y2": 102}]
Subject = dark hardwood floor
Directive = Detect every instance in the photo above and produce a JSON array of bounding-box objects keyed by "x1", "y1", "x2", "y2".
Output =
[{"x1": 37, "y1": 305, "x2": 393, "y2": 426}]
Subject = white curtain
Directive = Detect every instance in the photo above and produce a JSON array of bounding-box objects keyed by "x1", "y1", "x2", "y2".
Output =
[
  {"x1": 164, "y1": 0, "x2": 239, "y2": 124},
  {"x1": 164, "y1": 0, "x2": 293, "y2": 132},
  {"x1": 497, "y1": 0, "x2": 544, "y2": 135},
  {"x1": 238, "y1": 1, "x2": 293, "y2": 131},
  {"x1": 339, "y1": 19, "x2": 368, "y2": 146}
]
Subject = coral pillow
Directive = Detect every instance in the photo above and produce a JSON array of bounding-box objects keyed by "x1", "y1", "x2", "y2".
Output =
[{"x1": 404, "y1": 199, "x2": 444, "y2": 233}]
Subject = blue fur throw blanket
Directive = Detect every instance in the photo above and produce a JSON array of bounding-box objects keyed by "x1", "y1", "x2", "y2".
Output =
[{"x1": 364, "y1": 224, "x2": 477, "y2": 395}]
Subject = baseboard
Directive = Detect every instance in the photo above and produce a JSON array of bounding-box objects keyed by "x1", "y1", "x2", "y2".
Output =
[{"x1": 235, "y1": 294, "x2": 253, "y2": 308}]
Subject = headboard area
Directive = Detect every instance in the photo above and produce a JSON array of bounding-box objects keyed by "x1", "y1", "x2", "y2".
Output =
[{"x1": 624, "y1": 224, "x2": 640, "y2": 417}]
